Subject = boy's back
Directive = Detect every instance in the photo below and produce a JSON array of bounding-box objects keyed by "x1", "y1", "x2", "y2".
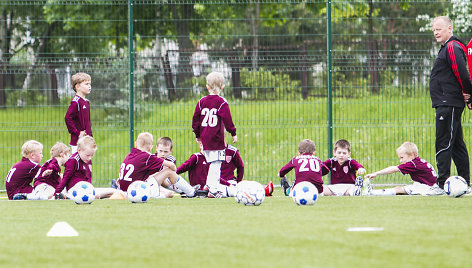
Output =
[
  {"x1": 177, "y1": 152, "x2": 209, "y2": 190},
  {"x1": 5, "y1": 157, "x2": 40, "y2": 199},
  {"x1": 398, "y1": 157, "x2": 437, "y2": 186},
  {"x1": 192, "y1": 95, "x2": 236, "y2": 150},
  {"x1": 118, "y1": 148, "x2": 164, "y2": 191},
  {"x1": 279, "y1": 154, "x2": 325, "y2": 192}
]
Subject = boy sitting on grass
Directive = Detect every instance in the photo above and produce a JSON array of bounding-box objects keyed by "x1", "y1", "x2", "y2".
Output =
[
  {"x1": 322, "y1": 139, "x2": 366, "y2": 196},
  {"x1": 280, "y1": 139, "x2": 326, "y2": 196},
  {"x1": 6, "y1": 140, "x2": 43, "y2": 200},
  {"x1": 364, "y1": 142, "x2": 443, "y2": 196}
]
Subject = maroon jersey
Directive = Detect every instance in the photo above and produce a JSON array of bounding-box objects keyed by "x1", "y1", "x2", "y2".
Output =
[
  {"x1": 177, "y1": 152, "x2": 209, "y2": 190},
  {"x1": 192, "y1": 95, "x2": 236, "y2": 150},
  {"x1": 398, "y1": 157, "x2": 437, "y2": 186},
  {"x1": 34, "y1": 158, "x2": 62, "y2": 189},
  {"x1": 118, "y1": 148, "x2": 164, "y2": 191},
  {"x1": 279, "y1": 154, "x2": 325, "y2": 193},
  {"x1": 5, "y1": 157, "x2": 40, "y2": 200},
  {"x1": 55, "y1": 153, "x2": 92, "y2": 194},
  {"x1": 220, "y1": 145, "x2": 244, "y2": 182},
  {"x1": 65, "y1": 95, "x2": 92, "y2": 146},
  {"x1": 322, "y1": 158, "x2": 364, "y2": 184}
]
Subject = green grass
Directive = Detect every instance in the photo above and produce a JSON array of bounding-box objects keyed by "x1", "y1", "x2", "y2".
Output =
[
  {"x1": 1, "y1": 189, "x2": 471, "y2": 267},
  {"x1": 2, "y1": 95, "x2": 472, "y2": 189}
]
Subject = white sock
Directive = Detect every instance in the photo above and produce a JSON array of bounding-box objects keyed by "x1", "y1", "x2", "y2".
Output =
[
  {"x1": 371, "y1": 188, "x2": 396, "y2": 196},
  {"x1": 207, "y1": 161, "x2": 222, "y2": 192},
  {"x1": 173, "y1": 176, "x2": 195, "y2": 197},
  {"x1": 145, "y1": 177, "x2": 161, "y2": 198}
]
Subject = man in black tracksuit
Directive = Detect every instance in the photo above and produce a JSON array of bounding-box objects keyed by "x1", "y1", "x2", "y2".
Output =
[{"x1": 430, "y1": 16, "x2": 472, "y2": 189}]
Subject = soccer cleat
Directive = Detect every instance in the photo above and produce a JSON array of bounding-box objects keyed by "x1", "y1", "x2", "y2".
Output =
[
  {"x1": 110, "y1": 179, "x2": 118, "y2": 189},
  {"x1": 362, "y1": 178, "x2": 372, "y2": 196},
  {"x1": 208, "y1": 191, "x2": 224, "y2": 198},
  {"x1": 280, "y1": 176, "x2": 291, "y2": 196},
  {"x1": 181, "y1": 184, "x2": 203, "y2": 198},
  {"x1": 265, "y1": 181, "x2": 274, "y2": 196},
  {"x1": 467, "y1": 186, "x2": 472, "y2": 195},
  {"x1": 54, "y1": 193, "x2": 66, "y2": 200},
  {"x1": 353, "y1": 176, "x2": 364, "y2": 196},
  {"x1": 12, "y1": 193, "x2": 27, "y2": 200}
]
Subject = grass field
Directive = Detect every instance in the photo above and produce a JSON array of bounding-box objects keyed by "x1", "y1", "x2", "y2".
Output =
[{"x1": 2, "y1": 188, "x2": 471, "y2": 268}]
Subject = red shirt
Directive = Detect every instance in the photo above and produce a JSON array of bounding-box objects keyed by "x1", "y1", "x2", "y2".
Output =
[
  {"x1": 192, "y1": 95, "x2": 236, "y2": 150},
  {"x1": 220, "y1": 145, "x2": 244, "y2": 182},
  {"x1": 322, "y1": 158, "x2": 364, "y2": 184},
  {"x1": 65, "y1": 95, "x2": 92, "y2": 146},
  {"x1": 55, "y1": 153, "x2": 92, "y2": 194},
  {"x1": 34, "y1": 158, "x2": 62, "y2": 189},
  {"x1": 279, "y1": 154, "x2": 325, "y2": 193},
  {"x1": 398, "y1": 157, "x2": 437, "y2": 186},
  {"x1": 177, "y1": 153, "x2": 209, "y2": 190},
  {"x1": 118, "y1": 148, "x2": 164, "y2": 191},
  {"x1": 5, "y1": 157, "x2": 40, "y2": 199}
]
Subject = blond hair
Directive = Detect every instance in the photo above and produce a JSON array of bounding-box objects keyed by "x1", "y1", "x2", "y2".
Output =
[
  {"x1": 396, "y1": 142, "x2": 418, "y2": 157},
  {"x1": 334, "y1": 139, "x2": 351, "y2": 152},
  {"x1": 71, "y1": 72, "x2": 91, "y2": 92},
  {"x1": 432, "y1": 16, "x2": 453, "y2": 29},
  {"x1": 157, "y1": 136, "x2": 173, "y2": 150},
  {"x1": 206, "y1": 72, "x2": 225, "y2": 94},
  {"x1": 50, "y1": 142, "x2": 70, "y2": 158},
  {"x1": 298, "y1": 139, "x2": 316, "y2": 155},
  {"x1": 21, "y1": 140, "x2": 43, "y2": 158},
  {"x1": 77, "y1": 136, "x2": 97, "y2": 150},
  {"x1": 136, "y1": 132, "x2": 153, "y2": 150}
]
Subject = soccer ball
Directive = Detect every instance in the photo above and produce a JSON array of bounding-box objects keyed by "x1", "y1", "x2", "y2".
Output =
[
  {"x1": 127, "y1": 181, "x2": 151, "y2": 203},
  {"x1": 70, "y1": 181, "x2": 96, "y2": 204},
  {"x1": 291, "y1": 181, "x2": 319, "y2": 206},
  {"x1": 234, "y1": 181, "x2": 265, "y2": 206},
  {"x1": 444, "y1": 176, "x2": 468, "y2": 198}
]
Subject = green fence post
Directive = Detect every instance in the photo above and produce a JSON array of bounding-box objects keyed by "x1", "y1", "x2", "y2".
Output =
[
  {"x1": 128, "y1": 0, "x2": 134, "y2": 150},
  {"x1": 327, "y1": 0, "x2": 333, "y2": 183}
]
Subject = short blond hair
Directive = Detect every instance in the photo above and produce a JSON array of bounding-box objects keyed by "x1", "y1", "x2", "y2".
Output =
[
  {"x1": 72, "y1": 72, "x2": 91, "y2": 92},
  {"x1": 396, "y1": 142, "x2": 418, "y2": 157},
  {"x1": 21, "y1": 140, "x2": 43, "y2": 158},
  {"x1": 157, "y1": 136, "x2": 173, "y2": 150},
  {"x1": 136, "y1": 132, "x2": 153, "y2": 150},
  {"x1": 77, "y1": 136, "x2": 97, "y2": 150},
  {"x1": 298, "y1": 139, "x2": 316, "y2": 155},
  {"x1": 206, "y1": 72, "x2": 225, "y2": 94},
  {"x1": 50, "y1": 142, "x2": 70, "y2": 158}
]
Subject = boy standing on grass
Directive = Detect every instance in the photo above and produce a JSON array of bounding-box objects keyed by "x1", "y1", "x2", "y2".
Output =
[
  {"x1": 6, "y1": 140, "x2": 43, "y2": 200},
  {"x1": 280, "y1": 139, "x2": 326, "y2": 196},
  {"x1": 192, "y1": 71, "x2": 237, "y2": 197},
  {"x1": 65, "y1": 72, "x2": 93, "y2": 154},
  {"x1": 54, "y1": 136, "x2": 115, "y2": 199},
  {"x1": 14, "y1": 142, "x2": 71, "y2": 200},
  {"x1": 364, "y1": 142, "x2": 444, "y2": 196},
  {"x1": 321, "y1": 139, "x2": 366, "y2": 196},
  {"x1": 117, "y1": 132, "x2": 198, "y2": 198}
]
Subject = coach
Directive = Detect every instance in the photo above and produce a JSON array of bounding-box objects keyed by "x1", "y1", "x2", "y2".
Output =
[{"x1": 430, "y1": 16, "x2": 472, "y2": 189}]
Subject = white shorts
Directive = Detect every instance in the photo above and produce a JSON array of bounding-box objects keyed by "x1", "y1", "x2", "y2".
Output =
[
  {"x1": 403, "y1": 182, "x2": 442, "y2": 196},
  {"x1": 203, "y1": 150, "x2": 225, "y2": 163},
  {"x1": 29, "y1": 183, "x2": 55, "y2": 200},
  {"x1": 324, "y1": 184, "x2": 353, "y2": 196}
]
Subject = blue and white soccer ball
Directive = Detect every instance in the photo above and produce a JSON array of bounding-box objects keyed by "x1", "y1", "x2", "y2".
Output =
[
  {"x1": 444, "y1": 176, "x2": 468, "y2": 198},
  {"x1": 127, "y1": 180, "x2": 151, "y2": 203},
  {"x1": 70, "y1": 181, "x2": 96, "y2": 204},
  {"x1": 291, "y1": 181, "x2": 319, "y2": 206},
  {"x1": 234, "y1": 180, "x2": 265, "y2": 206}
]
